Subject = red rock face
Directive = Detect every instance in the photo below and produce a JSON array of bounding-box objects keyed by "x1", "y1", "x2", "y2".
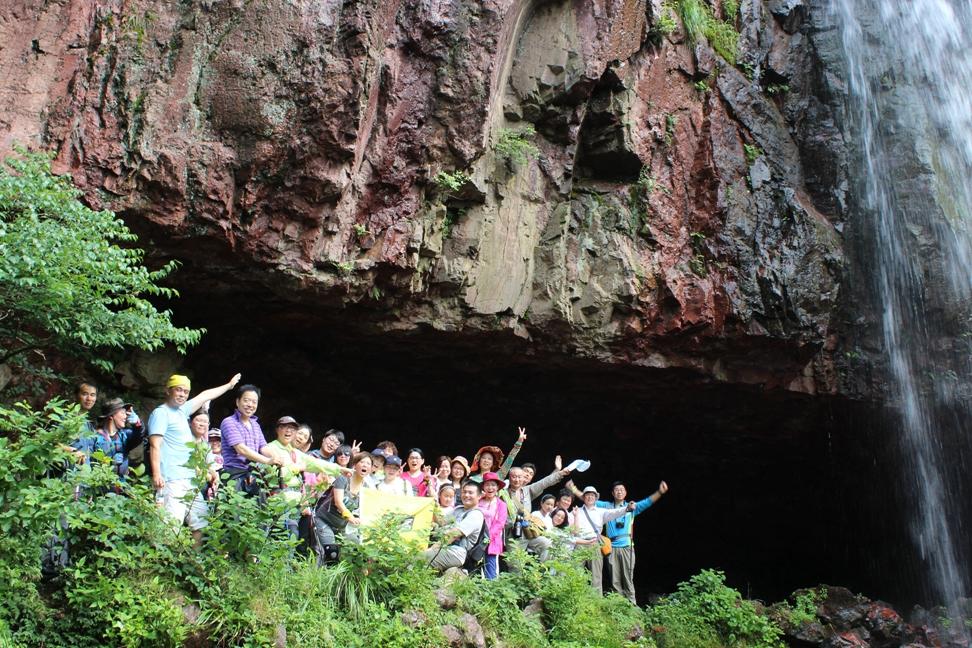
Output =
[{"x1": 0, "y1": 0, "x2": 848, "y2": 394}]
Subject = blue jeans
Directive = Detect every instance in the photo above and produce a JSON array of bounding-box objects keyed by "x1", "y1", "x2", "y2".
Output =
[{"x1": 484, "y1": 554, "x2": 499, "y2": 579}]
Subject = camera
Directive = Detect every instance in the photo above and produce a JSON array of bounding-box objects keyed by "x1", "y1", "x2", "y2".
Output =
[{"x1": 614, "y1": 519, "x2": 625, "y2": 530}]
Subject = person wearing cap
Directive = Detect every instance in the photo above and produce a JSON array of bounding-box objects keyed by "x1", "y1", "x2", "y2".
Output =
[
  {"x1": 470, "y1": 426, "x2": 527, "y2": 483},
  {"x1": 365, "y1": 449, "x2": 386, "y2": 487},
  {"x1": 264, "y1": 416, "x2": 350, "y2": 537},
  {"x1": 477, "y1": 472, "x2": 509, "y2": 579},
  {"x1": 594, "y1": 480, "x2": 669, "y2": 603},
  {"x1": 208, "y1": 429, "x2": 223, "y2": 464},
  {"x1": 148, "y1": 372, "x2": 241, "y2": 545},
  {"x1": 376, "y1": 455, "x2": 413, "y2": 496},
  {"x1": 449, "y1": 456, "x2": 470, "y2": 491},
  {"x1": 79, "y1": 397, "x2": 144, "y2": 480},
  {"x1": 574, "y1": 486, "x2": 634, "y2": 593},
  {"x1": 219, "y1": 384, "x2": 282, "y2": 496},
  {"x1": 424, "y1": 481, "x2": 486, "y2": 572}
]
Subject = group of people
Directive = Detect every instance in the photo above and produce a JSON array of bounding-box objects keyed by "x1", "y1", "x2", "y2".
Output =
[{"x1": 65, "y1": 373, "x2": 669, "y2": 603}]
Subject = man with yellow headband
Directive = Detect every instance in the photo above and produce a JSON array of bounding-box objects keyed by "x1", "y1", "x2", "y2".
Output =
[{"x1": 148, "y1": 372, "x2": 241, "y2": 545}]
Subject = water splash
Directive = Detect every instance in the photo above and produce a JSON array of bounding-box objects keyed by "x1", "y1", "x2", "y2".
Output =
[{"x1": 832, "y1": 0, "x2": 972, "y2": 610}]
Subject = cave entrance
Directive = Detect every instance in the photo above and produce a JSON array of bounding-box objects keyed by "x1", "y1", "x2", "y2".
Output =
[{"x1": 169, "y1": 291, "x2": 913, "y2": 606}]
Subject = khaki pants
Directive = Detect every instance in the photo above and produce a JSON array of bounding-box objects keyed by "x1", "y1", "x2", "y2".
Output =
[
  {"x1": 424, "y1": 544, "x2": 466, "y2": 571},
  {"x1": 610, "y1": 545, "x2": 636, "y2": 603},
  {"x1": 589, "y1": 550, "x2": 607, "y2": 593}
]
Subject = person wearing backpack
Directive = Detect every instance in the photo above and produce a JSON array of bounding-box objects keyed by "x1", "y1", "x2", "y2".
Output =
[{"x1": 424, "y1": 482, "x2": 486, "y2": 572}]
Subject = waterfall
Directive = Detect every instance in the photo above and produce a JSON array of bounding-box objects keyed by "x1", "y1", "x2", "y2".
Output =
[{"x1": 832, "y1": 0, "x2": 972, "y2": 607}]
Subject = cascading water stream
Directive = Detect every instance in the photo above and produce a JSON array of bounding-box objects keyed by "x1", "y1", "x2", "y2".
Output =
[{"x1": 832, "y1": 0, "x2": 972, "y2": 608}]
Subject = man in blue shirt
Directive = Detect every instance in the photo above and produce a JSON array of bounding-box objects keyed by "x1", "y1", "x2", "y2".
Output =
[
  {"x1": 148, "y1": 372, "x2": 241, "y2": 546},
  {"x1": 596, "y1": 479, "x2": 668, "y2": 603}
]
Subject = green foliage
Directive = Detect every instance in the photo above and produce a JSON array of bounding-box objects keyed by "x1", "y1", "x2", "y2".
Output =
[
  {"x1": 332, "y1": 260, "x2": 355, "y2": 276},
  {"x1": 495, "y1": 126, "x2": 541, "y2": 167},
  {"x1": 766, "y1": 84, "x2": 790, "y2": 96},
  {"x1": 664, "y1": 113, "x2": 679, "y2": 147},
  {"x1": 433, "y1": 170, "x2": 471, "y2": 194},
  {"x1": 353, "y1": 223, "x2": 371, "y2": 237},
  {"x1": 744, "y1": 144, "x2": 763, "y2": 165},
  {"x1": 773, "y1": 586, "x2": 825, "y2": 627},
  {"x1": 451, "y1": 548, "x2": 649, "y2": 648},
  {"x1": 694, "y1": 79, "x2": 711, "y2": 94},
  {"x1": 675, "y1": 0, "x2": 740, "y2": 64},
  {"x1": 723, "y1": 0, "x2": 739, "y2": 20},
  {"x1": 652, "y1": 3, "x2": 679, "y2": 38},
  {"x1": 0, "y1": 150, "x2": 202, "y2": 390},
  {"x1": 646, "y1": 569, "x2": 784, "y2": 648}
]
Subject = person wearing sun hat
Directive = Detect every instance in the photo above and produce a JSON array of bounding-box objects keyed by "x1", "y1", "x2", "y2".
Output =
[
  {"x1": 78, "y1": 397, "x2": 143, "y2": 480},
  {"x1": 575, "y1": 485, "x2": 633, "y2": 593},
  {"x1": 449, "y1": 456, "x2": 471, "y2": 490},
  {"x1": 148, "y1": 372, "x2": 242, "y2": 546},
  {"x1": 476, "y1": 472, "x2": 509, "y2": 579},
  {"x1": 470, "y1": 426, "x2": 527, "y2": 483}
]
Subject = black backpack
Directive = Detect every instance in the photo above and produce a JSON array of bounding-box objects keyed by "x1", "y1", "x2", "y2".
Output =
[{"x1": 462, "y1": 519, "x2": 491, "y2": 571}]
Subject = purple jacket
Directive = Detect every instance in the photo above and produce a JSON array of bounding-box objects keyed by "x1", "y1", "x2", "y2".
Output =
[{"x1": 219, "y1": 410, "x2": 267, "y2": 472}]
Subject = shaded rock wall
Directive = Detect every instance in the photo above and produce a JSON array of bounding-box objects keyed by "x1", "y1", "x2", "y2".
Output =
[{"x1": 0, "y1": 0, "x2": 851, "y2": 395}]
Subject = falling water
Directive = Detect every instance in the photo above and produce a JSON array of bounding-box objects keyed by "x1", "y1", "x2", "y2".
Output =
[{"x1": 832, "y1": 0, "x2": 972, "y2": 607}]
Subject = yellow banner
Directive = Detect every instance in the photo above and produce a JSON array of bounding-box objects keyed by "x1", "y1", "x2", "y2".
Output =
[{"x1": 359, "y1": 489, "x2": 435, "y2": 549}]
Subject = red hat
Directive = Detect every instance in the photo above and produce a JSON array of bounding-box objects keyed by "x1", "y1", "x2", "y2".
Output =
[
  {"x1": 481, "y1": 472, "x2": 505, "y2": 489},
  {"x1": 471, "y1": 445, "x2": 504, "y2": 472}
]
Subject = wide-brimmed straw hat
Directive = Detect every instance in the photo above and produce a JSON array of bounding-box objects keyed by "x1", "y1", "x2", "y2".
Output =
[
  {"x1": 451, "y1": 455, "x2": 471, "y2": 477},
  {"x1": 471, "y1": 446, "x2": 504, "y2": 472}
]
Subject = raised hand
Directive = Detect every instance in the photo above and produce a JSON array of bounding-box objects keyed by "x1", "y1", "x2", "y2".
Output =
[
  {"x1": 658, "y1": 480, "x2": 669, "y2": 495},
  {"x1": 554, "y1": 455, "x2": 562, "y2": 470},
  {"x1": 229, "y1": 373, "x2": 242, "y2": 387},
  {"x1": 517, "y1": 426, "x2": 527, "y2": 442},
  {"x1": 351, "y1": 440, "x2": 362, "y2": 454}
]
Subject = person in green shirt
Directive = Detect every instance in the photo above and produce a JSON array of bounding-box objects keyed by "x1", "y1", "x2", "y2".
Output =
[{"x1": 264, "y1": 416, "x2": 350, "y2": 537}]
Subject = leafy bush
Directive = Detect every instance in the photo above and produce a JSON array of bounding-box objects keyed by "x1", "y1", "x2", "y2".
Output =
[
  {"x1": 646, "y1": 569, "x2": 784, "y2": 648},
  {"x1": 495, "y1": 126, "x2": 541, "y2": 167},
  {"x1": 0, "y1": 150, "x2": 202, "y2": 392},
  {"x1": 433, "y1": 170, "x2": 471, "y2": 193}
]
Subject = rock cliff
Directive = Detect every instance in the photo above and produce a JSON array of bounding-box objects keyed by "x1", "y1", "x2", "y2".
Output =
[{"x1": 1, "y1": 0, "x2": 850, "y2": 394}]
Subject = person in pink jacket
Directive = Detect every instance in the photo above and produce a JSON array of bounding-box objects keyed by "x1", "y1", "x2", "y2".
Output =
[{"x1": 477, "y1": 471, "x2": 509, "y2": 579}]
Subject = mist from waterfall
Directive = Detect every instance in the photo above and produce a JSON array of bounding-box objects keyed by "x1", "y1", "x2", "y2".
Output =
[{"x1": 832, "y1": 0, "x2": 972, "y2": 607}]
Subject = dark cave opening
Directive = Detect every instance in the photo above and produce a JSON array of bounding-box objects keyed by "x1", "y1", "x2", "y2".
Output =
[{"x1": 159, "y1": 286, "x2": 936, "y2": 608}]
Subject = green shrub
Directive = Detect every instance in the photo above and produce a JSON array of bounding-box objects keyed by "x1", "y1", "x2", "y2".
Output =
[
  {"x1": 744, "y1": 144, "x2": 763, "y2": 165},
  {"x1": 495, "y1": 126, "x2": 541, "y2": 166},
  {"x1": 433, "y1": 170, "x2": 471, "y2": 193},
  {"x1": 646, "y1": 569, "x2": 784, "y2": 648},
  {"x1": 0, "y1": 150, "x2": 202, "y2": 392}
]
